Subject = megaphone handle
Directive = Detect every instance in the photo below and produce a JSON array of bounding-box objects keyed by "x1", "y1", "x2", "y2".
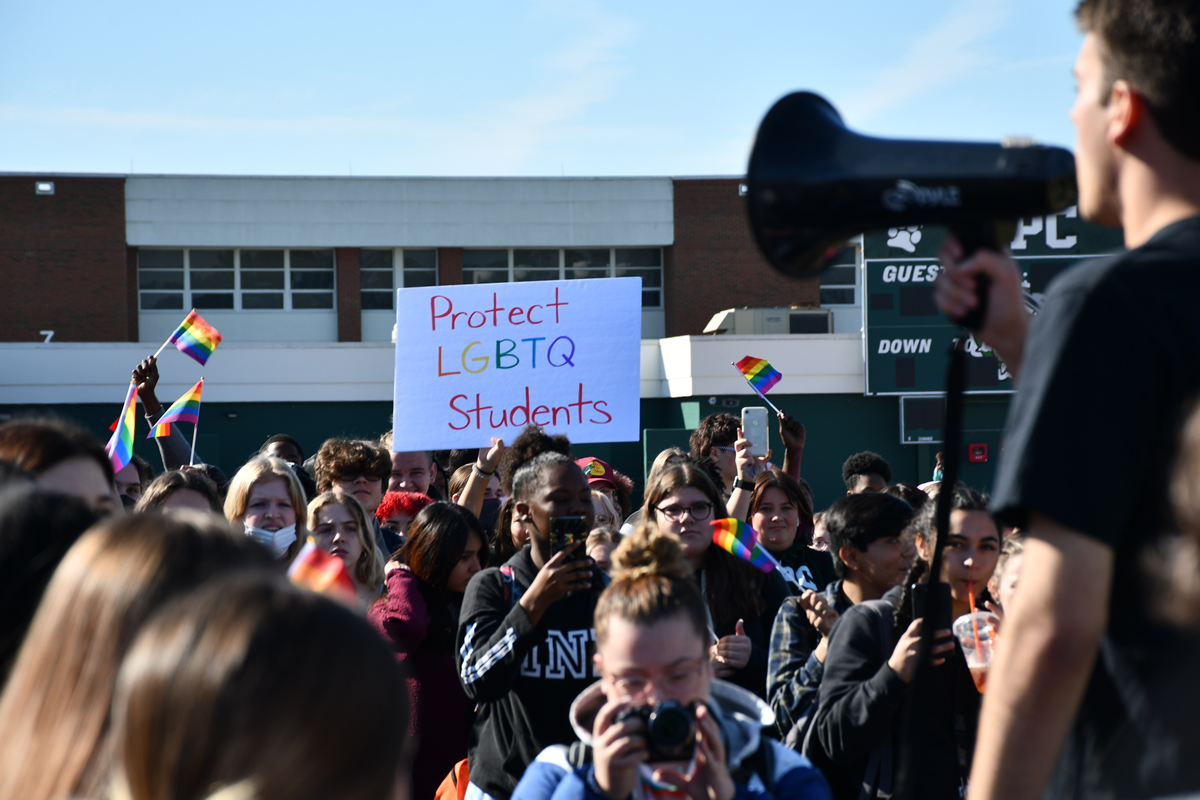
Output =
[{"x1": 946, "y1": 221, "x2": 1000, "y2": 332}]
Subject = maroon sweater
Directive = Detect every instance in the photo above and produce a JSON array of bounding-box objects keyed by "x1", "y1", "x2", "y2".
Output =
[{"x1": 370, "y1": 568, "x2": 472, "y2": 800}]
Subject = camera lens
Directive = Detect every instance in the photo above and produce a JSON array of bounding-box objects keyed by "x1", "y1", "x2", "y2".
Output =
[{"x1": 647, "y1": 701, "x2": 695, "y2": 751}]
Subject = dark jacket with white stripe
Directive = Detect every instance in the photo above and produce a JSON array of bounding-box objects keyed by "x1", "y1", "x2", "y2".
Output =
[{"x1": 455, "y1": 546, "x2": 604, "y2": 799}]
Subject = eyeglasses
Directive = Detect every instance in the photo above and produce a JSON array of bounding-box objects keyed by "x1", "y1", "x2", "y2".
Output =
[
  {"x1": 653, "y1": 502, "x2": 714, "y2": 522},
  {"x1": 713, "y1": 446, "x2": 736, "y2": 452}
]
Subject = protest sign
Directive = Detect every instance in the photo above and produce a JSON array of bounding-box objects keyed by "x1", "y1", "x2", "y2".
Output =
[{"x1": 391, "y1": 278, "x2": 642, "y2": 451}]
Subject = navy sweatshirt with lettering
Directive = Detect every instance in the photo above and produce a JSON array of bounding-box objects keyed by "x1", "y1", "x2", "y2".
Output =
[{"x1": 456, "y1": 546, "x2": 604, "y2": 799}]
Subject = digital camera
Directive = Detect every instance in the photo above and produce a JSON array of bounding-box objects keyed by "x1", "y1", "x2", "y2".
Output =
[{"x1": 614, "y1": 700, "x2": 698, "y2": 763}]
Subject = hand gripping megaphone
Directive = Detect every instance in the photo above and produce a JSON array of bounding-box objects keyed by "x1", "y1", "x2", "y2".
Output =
[
  {"x1": 745, "y1": 91, "x2": 1077, "y2": 329},
  {"x1": 745, "y1": 92, "x2": 1078, "y2": 800}
]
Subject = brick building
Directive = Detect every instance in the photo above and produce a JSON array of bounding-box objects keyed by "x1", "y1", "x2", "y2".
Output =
[{"x1": 1, "y1": 171, "x2": 969, "y2": 509}]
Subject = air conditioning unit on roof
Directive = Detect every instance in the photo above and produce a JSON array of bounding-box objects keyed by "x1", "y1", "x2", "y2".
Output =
[{"x1": 702, "y1": 307, "x2": 832, "y2": 335}]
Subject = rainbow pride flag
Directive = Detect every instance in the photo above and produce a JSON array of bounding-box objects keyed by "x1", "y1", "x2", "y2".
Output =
[
  {"x1": 149, "y1": 378, "x2": 204, "y2": 439},
  {"x1": 168, "y1": 310, "x2": 223, "y2": 366},
  {"x1": 288, "y1": 539, "x2": 357, "y2": 607},
  {"x1": 104, "y1": 382, "x2": 138, "y2": 473},
  {"x1": 711, "y1": 518, "x2": 780, "y2": 573},
  {"x1": 735, "y1": 356, "x2": 782, "y2": 395}
]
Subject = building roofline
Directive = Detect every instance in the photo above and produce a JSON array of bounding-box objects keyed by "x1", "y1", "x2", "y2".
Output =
[{"x1": 2, "y1": 170, "x2": 743, "y2": 182}]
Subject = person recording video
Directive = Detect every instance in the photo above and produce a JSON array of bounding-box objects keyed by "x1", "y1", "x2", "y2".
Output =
[{"x1": 934, "y1": 2, "x2": 1200, "y2": 798}]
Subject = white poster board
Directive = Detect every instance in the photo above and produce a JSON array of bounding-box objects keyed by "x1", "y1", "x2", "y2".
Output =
[{"x1": 391, "y1": 278, "x2": 642, "y2": 451}]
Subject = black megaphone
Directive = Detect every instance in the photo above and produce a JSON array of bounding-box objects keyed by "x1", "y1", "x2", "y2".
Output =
[{"x1": 745, "y1": 92, "x2": 1077, "y2": 328}]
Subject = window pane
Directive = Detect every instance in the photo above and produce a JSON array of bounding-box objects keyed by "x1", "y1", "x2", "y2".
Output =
[
  {"x1": 193, "y1": 292, "x2": 234, "y2": 309},
  {"x1": 463, "y1": 250, "x2": 508, "y2": 272},
  {"x1": 191, "y1": 270, "x2": 235, "y2": 290},
  {"x1": 616, "y1": 266, "x2": 662, "y2": 288},
  {"x1": 514, "y1": 250, "x2": 558, "y2": 272},
  {"x1": 241, "y1": 250, "x2": 284, "y2": 270},
  {"x1": 361, "y1": 291, "x2": 394, "y2": 310},
  {"x1": 139, "y1": 270, "x2": 183, "y2": 290},
  {"x1": 242, "y1": 270, "x2": 285, "y2": 289},
  {"x1": 361, "y1": 249, "x2": 394, "y2": 271},
  {"x1": 361, "y1": 271, "x2": 393, "y2": 289},
  {"x1": 642, "y1": 289, "x2": 661, "y2": 308},
  {"x1": 616, "y1": 248, "x2": 661, "y2": 268},
  {"x1": 290, "y1": 250, "x2": 334, "y2": 270},
  {"x1": 463, "y1": 269, "x2": 507, "y2": 285},
  {"x1": 141, "y1": 292, "x2": 183, "y2": 310},
  {"x1": 821, "y1": 265, "x2": 856, "y2": 287},
  {"x1": 139, "y1": 250, "x2": 183, "y2": 269},
  {"x1": 404, "y1": 250, "x2": 437, "y2": 270},
  {"x1": 820, "y1": 288, "x2": 856, "y2": 305},
  {"x1": 293, "y1": 292, "x2": 333, "y2": 309},
  {"x1": 190, "y1": 250, "x2": 234, "y2": 270},
  {"x1": 291, "y1": 271, "x2": 334, "y2": 290},
  {"x1": 243, "y1": 293, "x2": 284, "y2": 309},
  {"x1": 514, "y1": 268, "x2": 559, "y2": 282},
  {"x1": 403, "y1": 269, "x2": 437, "y2": 288},
  {"x1": 565, "y1": 249, "x2": 607, "y2": 268}
]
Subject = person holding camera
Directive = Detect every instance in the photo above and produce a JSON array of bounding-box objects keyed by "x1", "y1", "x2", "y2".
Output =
[
  {"x1": 456, "y1": 452, "x2": 603, "y2": 800},
  {"x1": 512, "y1": 524, "x2": 831, "y2": 800}
]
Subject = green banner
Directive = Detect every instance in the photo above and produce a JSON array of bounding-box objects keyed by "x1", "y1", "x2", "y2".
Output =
[{"x1": 863, "y1": 208, "x2": 1124, "y2": 395}]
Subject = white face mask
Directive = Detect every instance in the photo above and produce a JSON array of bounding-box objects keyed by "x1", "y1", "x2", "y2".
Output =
[{"x1": 245, "y1": 523, "x2": 297, "y2": 559}]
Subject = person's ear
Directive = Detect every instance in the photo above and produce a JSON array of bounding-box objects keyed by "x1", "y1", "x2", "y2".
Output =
[
  {"x1": 515, "y1": 501, "x2": 531, "y2": 519},
  {"x1": 1108, "y1": 79, "x2": 1141, "y2": 149},
  {"x1": 839, "y1": 544, "x2": 858, "y2": 572},
  {"x1": 915, "y1": 533, "x2": 932, "y2": 562}
]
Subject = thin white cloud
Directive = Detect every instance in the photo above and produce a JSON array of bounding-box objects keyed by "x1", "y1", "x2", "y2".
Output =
[
  {"x1": 0, "y1": 0, "x2": 638, "y2": 175},
  {"x1": 840, "y1": 0, "x2": 1013, "y2": 122}
]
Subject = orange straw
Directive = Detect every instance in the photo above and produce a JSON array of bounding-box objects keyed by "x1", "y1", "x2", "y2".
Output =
[{"x1": 967, "y1": 580, "x2": 984, "y2": 656}]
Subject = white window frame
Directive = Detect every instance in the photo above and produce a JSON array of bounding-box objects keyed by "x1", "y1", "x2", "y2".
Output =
[
  {"x1": 137, "y1": 248, "x2": 336, "y2": 313},
  {"x1": 460, "y1": 247, "x2": 663, "y2": 308}
]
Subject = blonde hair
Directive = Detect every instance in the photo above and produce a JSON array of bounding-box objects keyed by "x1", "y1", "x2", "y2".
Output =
[
  {"x1": 594, "y1": 523, "x2": 708, "y2": 645},
  {"x1": 306, "y1": 492, "x2": 385, "y2": 591},
  {"x1": 0, "y1": 512, "x2": 272, "y2": 800},
  {"x1": 591, "y1": 490, "x2": 621, "y2": 527},
  {"x1": 586, "y1": 526, "x2": 622, "y2": 549},
  {"x1": 223, "y1": 457, "x2": 307, "y2": 562},
  {"x1": 647, "y1": 447, "x2": 688, "y2": 484}
]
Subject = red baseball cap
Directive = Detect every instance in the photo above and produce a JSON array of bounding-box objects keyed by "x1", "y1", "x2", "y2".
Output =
[{"x1": 576, "y1": 457, "x2": 616, "y2": 490}]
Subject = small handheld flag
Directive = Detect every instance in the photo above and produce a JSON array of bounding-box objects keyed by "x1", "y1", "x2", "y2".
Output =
[
  {"x1": 149, "y1": 379, "x2": 204, "y2": 438},
  {"x1": 153, "y1": 310, "x2": 223, "y2": 366},
  {"x1": 104, "y1": 382, "x2": 138, "y2": 473},
  {"x1": 733, "y1": 356, "x2": 783, "y2": 414},
  {"x1": 288, "y1": 538, "x2": 357, "y2": 607},
  {"x1": 710, "y1": 518, "x2": 780, "y2": 573}
]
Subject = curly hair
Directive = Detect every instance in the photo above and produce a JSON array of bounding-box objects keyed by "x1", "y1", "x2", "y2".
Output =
[
  {"x1": 314, "y1": 438, "x2": 391, "y2": 494},
  {"x1": 499, "y1": 425, "x2": 572, "y2": 496},
  {"x1": 375, "y1": 490, "x2": 434, "y2": 523},
  {"x1": 841, "y1": 451, "x2": 892, "y2": 491},
  {"x1": 688, "y1": 413, "x2": 739, "y2": 460}
]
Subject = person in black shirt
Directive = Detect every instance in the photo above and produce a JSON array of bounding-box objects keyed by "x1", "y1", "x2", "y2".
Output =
[
  {"x1": 455, "y1": 451, "x2": 601, "y2": 800},
  {"x1": 934, "y1": 2, "x2": 1200, "y2": 797}
]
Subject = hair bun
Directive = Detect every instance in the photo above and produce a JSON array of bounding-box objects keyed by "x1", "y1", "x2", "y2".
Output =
[{"x1": 611, "y1": 523, "x2": 693, "y2": 583}]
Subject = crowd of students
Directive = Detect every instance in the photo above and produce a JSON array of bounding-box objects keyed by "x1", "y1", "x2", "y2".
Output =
[
  {"x1": 0, "y1": 380, "x2": 1066, "y2": 800},
  {"x1": 1, "y1": 3, "x2": 1199, "y2": 797}
]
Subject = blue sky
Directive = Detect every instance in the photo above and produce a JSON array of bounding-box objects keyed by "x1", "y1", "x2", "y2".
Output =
[{"x1": 0, "y1": 0, "x2": 1084, "y2": 177}]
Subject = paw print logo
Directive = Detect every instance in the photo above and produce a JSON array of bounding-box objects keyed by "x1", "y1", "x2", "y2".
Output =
[{"x1": 887, "y1": 226, "x2": 923, "y2": 253}]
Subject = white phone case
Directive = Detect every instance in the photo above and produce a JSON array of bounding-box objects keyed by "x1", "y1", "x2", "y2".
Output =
[{"x1": 742, "y1": 407, "x2": 769, "y2": 458}]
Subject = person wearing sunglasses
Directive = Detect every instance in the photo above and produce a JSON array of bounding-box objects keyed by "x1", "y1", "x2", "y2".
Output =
[{"x1": 643, "y1": 461, "x2": 790, "y2": 700}]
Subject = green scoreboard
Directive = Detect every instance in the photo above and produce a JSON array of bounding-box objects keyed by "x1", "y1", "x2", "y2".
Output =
[{"x1": 863, "y1": 208, "x2": 1125, "y2": 395}]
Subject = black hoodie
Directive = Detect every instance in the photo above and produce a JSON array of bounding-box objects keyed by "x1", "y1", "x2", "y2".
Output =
[{"x1": 455, "y1": 546, "x2": 605, "y2": 799}]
